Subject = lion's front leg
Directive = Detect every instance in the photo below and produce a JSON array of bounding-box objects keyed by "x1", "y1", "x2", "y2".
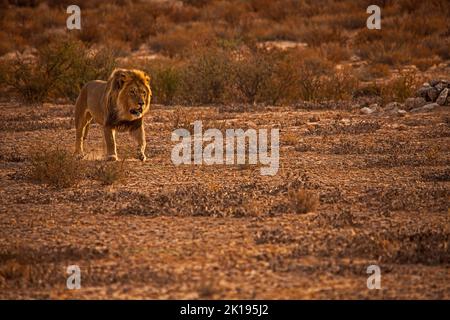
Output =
[
  {"x1": 104, "y1": 127, "x2": 118, "y2": 161},
  {"x1": 130, "y1": 125, "x2": 147, "y2": 161}
]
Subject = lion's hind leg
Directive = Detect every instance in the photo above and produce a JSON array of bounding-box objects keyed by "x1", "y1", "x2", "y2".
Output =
[
  {"x1": 75, "y1": 112, "x2": 91, "y2": 158},
  {"x1": 82, "y1": 112, "x2": 93, "y2": 141},
  {"x1": 74, "y1": 87, "x2": 90, "y2": 158}
]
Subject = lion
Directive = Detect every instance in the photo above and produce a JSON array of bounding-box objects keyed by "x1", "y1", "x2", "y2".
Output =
[{"x1": 74, "y1": 68, "x2": 152, "y2": 161}]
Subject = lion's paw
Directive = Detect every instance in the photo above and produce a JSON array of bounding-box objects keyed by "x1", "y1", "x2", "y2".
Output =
[
  {"x1": 106, "y1": 154, "x2": 119, "y2": 161},
  {"x1": 137, "y1": 153, "x2": 147, "y2": 162},
  {"x1": 74, "y1": 152, "x2": 85, "y2": 160}
]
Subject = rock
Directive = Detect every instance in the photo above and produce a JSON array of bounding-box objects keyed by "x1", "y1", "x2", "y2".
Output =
[
  {"x1": 368, "y1": 103, "x2": 382, "y2": 112},
  {"x1": 405, "y1": 97, "x2": 427, "y2": 110},
  {"x1": 430, "y1": 79, "x2": 440, "y2": 86},
  {"x1": 410, "y1": 103, "x2": 439, "y2": 113},
  {"x1": 416, "y1": 87, "x2": 431, "y2": 100},
  {"x1": 422, "y1": 82, "x2": 430, "y2": 87},
  {"x1": 427, "y1": 87, "x2": 439, "y2": 101},
  {"x1": 435, "y1": 82, "x2": 446, "y2": 92},
  {"x1": 385, "y1": 102, "x2": 402, "y2": 110},
  {"x1": 397, "y1": 109, "x2": 407, "y2": 116},
  {"x1": 387, "y1": 106, "x2": 406, "y2": 116},
  {"x1": 360, "y1": 107, "x2": 375, "y2": 115},
  {"x1": 436, "y1": 88, "x2": 448, "y2": 106}
]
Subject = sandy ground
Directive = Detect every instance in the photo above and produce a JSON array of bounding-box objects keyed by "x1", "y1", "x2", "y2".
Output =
[{"x1": 0, "y1": 102, "x2": 449, "y2": 299}]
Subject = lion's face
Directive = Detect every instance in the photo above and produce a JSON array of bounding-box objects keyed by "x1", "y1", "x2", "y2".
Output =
[
  {"x1": 121, "y1": 82, "x2": 151, "y2": 119},
  {"x1": 113, "y1": 69, "x2": 152, "y2": 121}
]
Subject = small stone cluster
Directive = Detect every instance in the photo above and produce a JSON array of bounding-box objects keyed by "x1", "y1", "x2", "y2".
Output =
[
  {"x1": 410, "y1": 79, "x2": 450, "y2": 110},
  {"x1": 360, "y1": 79, "x2": 449, "y2": 116}
]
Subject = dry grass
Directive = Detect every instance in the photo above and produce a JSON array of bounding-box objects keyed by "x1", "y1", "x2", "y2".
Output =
[
  {"x1": 3, "y1": 38, "x2": 116, "y2": 103},
  {"x1": 287, "y1": 189, "x2": 319, "y2": 214},
  {"x1": 91, "y1": 160, "x2": 127, "y2": 186},
  {"x1": 2, "y1": 0, "x2": 446, "y2": 106},
  {"x1": 28, "y1": 148, "x2": 84, "y2": 188}
]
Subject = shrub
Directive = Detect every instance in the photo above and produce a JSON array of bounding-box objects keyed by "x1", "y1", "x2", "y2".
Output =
[
  {"x1": 4, "y1": 57, "x2": 51, "y2": 104},
  {"x1": 380, "y1": 70, "x2": 421, "y2": 103},
  {"x1": 150, "y1": 63, "x2": 183, "y2": 105},
  {"x1": 148, "y1": 23, "x2": 215, "y2": 58},
  {"x1": 287, "y1": 189, "x2": 319, "y2": 214},
  {"x1": 180, "y1": 47, "x2": 232, "y2": 104},
  {"x1": 29, "y1": 148, "x2": 83, "y2": 188},
  {"x1": 91, "y1": 160, "x2": 127, "y2": 186},
  {"x1": 257, "y1": 49, "x2": 303, "y2": 105},
  {"x1": 232, "y1": 48, "x2": 273, "y2": 104},
  {"x1": 296, "y1": 54, "x2": 332, "y2": 101},
  {"x1": 6, "y1": 38, "x2": 117, "y2": 103},
  {"x1": 323, "y1": 66, "x2": 358, "y2": 101}
]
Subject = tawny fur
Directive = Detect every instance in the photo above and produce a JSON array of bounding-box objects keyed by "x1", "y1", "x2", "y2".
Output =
[{"x1": 74, "y1": 68, "x2": 152, "y2": 161}]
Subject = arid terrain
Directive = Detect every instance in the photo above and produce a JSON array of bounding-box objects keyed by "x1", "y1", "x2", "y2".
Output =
[
  {"x1": 0, "y1": 0, "x2": 449, "y2": 300},
  {"x1": 0, "y1": 101, "x2": 448, "y2": 299}
]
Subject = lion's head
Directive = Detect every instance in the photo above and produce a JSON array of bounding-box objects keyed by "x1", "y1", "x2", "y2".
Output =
[{"x1": 106, "y1": 68, "x2": 152, "y2": 125}]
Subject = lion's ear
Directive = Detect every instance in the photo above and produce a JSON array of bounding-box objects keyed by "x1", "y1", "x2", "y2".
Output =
[
  {"x1": 144, "y1": 73, "x2": 151, "y2": 86},
  {"x1": 111, "y1": 69, "x2": 130, "y2": 90}
]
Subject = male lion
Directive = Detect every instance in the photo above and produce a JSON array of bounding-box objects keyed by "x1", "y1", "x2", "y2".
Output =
[{"x1": 74, "y1": 68, "x2": 152, "y2": 161}]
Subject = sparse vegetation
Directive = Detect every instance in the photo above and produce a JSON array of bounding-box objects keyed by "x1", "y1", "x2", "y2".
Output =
[
  {"x1": 3, "y1": 38, "x2": 116, "y2": 103},
  {"x1": 287, "y1": 189, "x2": 319, "y2": 214},
  {"x1": 2, "y1": 0, "x2": 447, "y2": 106},
  {"x1": 91, "y1": 160, "x2": 127, "y2": 186},
  {"x1": 29, "y1": 148, "x2": 84, "y2": 188},
  {"x1": 1, "y1": 0, "x2": 449, "y2": 300}
]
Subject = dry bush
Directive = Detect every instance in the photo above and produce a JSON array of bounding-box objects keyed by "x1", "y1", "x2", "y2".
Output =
[
  {"x1": 287, "y1": 189, "x2": 319, "y2": 214},
  {"x1": 282, "y1": 131, "x2": 299, "y2": 146},
  {"x1": 149, "y1": 23, "x2": 215, "y2": 58},
  {"x1": 0, "y1": 31, "x2": 17, "y2": 56},
  {"x1": 354, "y1": 70, "x2": 421, "y2": 103},
  {"x1": 249, "y1": 0, "x2": 301, "y2": 22},
  {"x1": 380, "y1": 70, "x2": 421, "y2": 103},
  {"x1": 247, "y1": 18, "x2": 303, "y2": 42},
  {"x1": 201, "y1": 0, "x2": 248, "y2": 25},
  {"x1": 319, "y1": 42, "x2": 351, "y2": 63},
  {"x1": 152, "y1": 65, "x2": 182, "y2": 105},
  {"x1": 300, "y1": 25, "x2": 347, "y2": 48},
  {"x1": 323, "y1": 66, "x2": 358, "y2": 101},
  {"x1": 295, "y1": 52, "x2": 333, "y2": 101},
  {"x1": 3, "y1": 57, "x2": 50, "y2": 104},
  {"x1": 5, "y1": 38, "x2": 116, "y2": 103},
  {"x1": 357, "y1": 63, "x2": 391, "y2": 81},
  {"x1": 231, "y1": 48, "x2": 273, "y2": 104},
  {"x1": 4, "y1": 0, "x2": 448, "y2": 107},
  {"x1": 179, "y1": 47, "x2": 233, "y2": 104},
  {"x1": 29, "y1": 148, "x2": 84, "y2": 188},
  {"x1": 91, "y1": 160, "x2": 127, "y2": 186},
  {"x1": 258, "y1": 50, "x2": 304, "y2": 105},
  {"x1": 140, "y1": 59, "x2": 183, "y2": 105}
]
